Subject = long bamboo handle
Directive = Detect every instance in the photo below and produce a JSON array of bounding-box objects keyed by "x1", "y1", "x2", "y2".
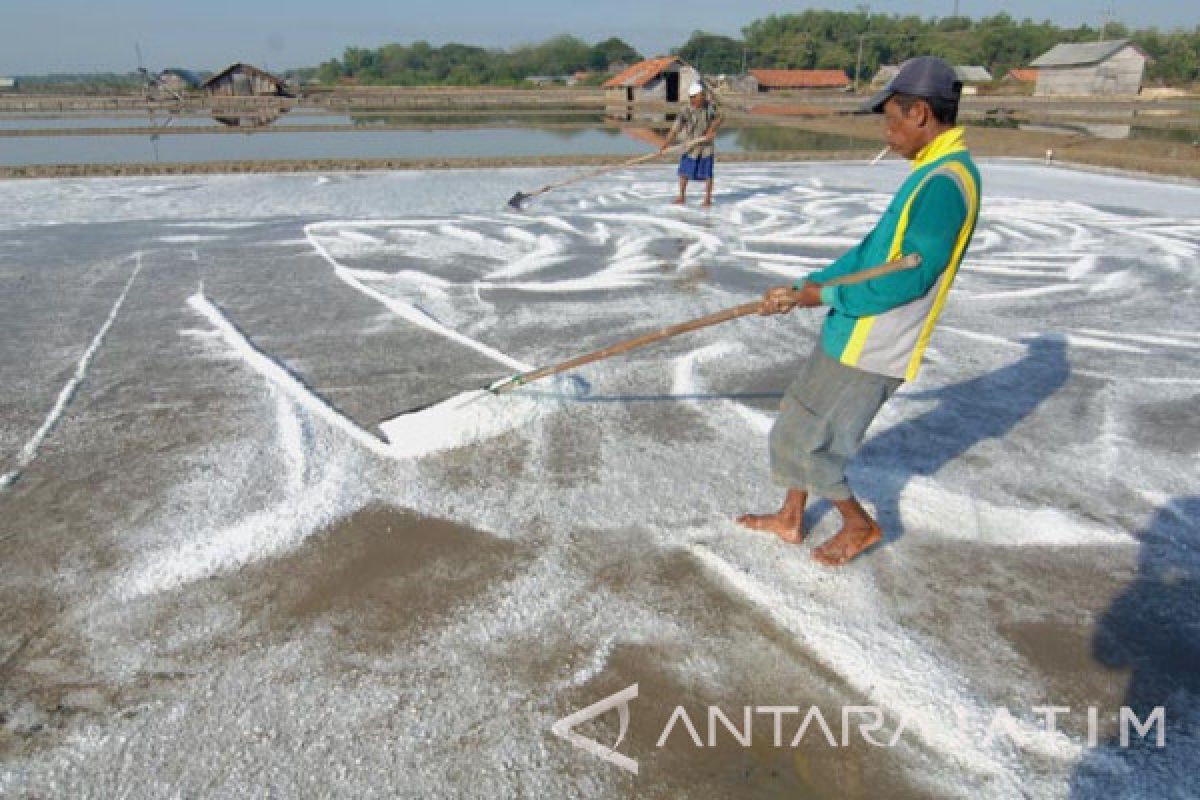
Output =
[
  {"x1": 526, "y1": 137, "x2": 709, "y2": 198},
  {"x1": 492, "y1": 253, "x2": 921, "y2": 393}
]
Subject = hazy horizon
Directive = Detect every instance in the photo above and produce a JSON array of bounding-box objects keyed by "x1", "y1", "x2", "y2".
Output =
[{"x1": 3, "y1": 0, "x2": 1196, "y2": 75}]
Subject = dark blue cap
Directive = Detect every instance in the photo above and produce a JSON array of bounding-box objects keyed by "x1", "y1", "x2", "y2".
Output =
[{"x1": 863, "y1": 56, "x2": 962, "y2": 113}]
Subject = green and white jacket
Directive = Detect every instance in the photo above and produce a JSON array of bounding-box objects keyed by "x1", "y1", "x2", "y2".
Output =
[{"x1": 800, "y1": 127, "x2": 981, "y2": 381}]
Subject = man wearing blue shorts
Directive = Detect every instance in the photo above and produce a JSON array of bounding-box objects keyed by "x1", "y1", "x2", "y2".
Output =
[{"x1": 660, "y1": 81, "x2": 723, "y2": 207}]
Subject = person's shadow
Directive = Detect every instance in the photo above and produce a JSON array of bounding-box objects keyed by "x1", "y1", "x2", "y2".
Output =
[
  {"x1": 1069, "y1": 496, "x2": 1200, "y2": 798},
  {"x1": 814, "y1": 333, "x2": 1071, "y2": 542}
]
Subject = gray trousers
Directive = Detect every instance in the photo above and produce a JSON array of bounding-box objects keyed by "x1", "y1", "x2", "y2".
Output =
[{"x1": 769, "y1": 347, "x2": 902, "y2": 500}]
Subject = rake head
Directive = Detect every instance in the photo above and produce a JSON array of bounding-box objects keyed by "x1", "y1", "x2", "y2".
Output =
[{"x1": 506, "y1": 191, "x2": 530, "y2": 210}]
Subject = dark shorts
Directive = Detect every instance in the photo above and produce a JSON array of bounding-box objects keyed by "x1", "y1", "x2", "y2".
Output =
[{"x1": 678, "y1": 155, "x2": 714, "y2": 181}]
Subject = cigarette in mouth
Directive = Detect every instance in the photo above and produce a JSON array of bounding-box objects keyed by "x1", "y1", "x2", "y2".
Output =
[{"x1": 870, "y1": 146, "x2": 890, "y2": 165}]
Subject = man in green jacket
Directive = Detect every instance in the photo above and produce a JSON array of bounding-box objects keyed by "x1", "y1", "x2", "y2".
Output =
[{"x1": 737, "y1": 56, "x2": 981, "y2": 567}]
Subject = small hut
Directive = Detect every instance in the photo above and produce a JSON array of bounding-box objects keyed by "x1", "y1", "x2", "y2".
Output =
[
  {"x1": 202, "y1": 63, "x2": 292, "y2": 97},
  {"x1": 603, "y1": 57, "x2": 701, "y2": 105},
  {"x1": 157, "y1": 68, "x2": 202, "y2": 92}
]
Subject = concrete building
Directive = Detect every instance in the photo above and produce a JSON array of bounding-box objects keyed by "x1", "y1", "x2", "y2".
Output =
[{"x1": 1029, "y1": 40, "x2": 1148, "y2": 97}]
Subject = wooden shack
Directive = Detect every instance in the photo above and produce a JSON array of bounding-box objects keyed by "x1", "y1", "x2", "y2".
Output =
[
  {"x1": 1030, "y1": 40, "x2": 1148, "y2": 97},
  {"x1": 201, "y1": 63, "x2": 292, "y2": 97}
]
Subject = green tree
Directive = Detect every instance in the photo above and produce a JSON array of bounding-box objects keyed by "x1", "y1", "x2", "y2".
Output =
[
  {"x1": 673, "y1": 31, "x2": 745, "y2": 74},
  {"x1": 588, "y1": 37, "x2": 641, "y2": 70}
]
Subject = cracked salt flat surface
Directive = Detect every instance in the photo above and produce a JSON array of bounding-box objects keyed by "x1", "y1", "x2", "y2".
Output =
[{"x1": 1, "y1": 161, "x2": 1197, "y2": 798}]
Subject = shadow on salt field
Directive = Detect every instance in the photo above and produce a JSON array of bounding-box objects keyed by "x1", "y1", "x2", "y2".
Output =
[
  {"x1": 844, "y1": 333, "x2": 1071, "y2": 544},
  {"x1": 1069, "y1": 495, "x2": 1200, "y2": 799}
]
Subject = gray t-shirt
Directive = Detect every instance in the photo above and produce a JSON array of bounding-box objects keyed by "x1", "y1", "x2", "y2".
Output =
[{"x1": 671, "y1": 103, "x2": 719, "y2": 158}]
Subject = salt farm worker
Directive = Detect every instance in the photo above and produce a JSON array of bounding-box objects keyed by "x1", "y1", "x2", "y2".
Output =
[
  {"x1": 659, "y1": 81, "x2": 723, "y2": 207},
  {"x1": 737, "y1": 56, "x2": 981, "y2": 567}
]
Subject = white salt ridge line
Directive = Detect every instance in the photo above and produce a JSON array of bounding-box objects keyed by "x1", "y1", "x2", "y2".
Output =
[
  {"x1": 1062, "y1": 333, "x2": 1150, "y2": 355},
  {"x1": 897, "y1": 475, "x2": 1133, "y2": 547},
  {"x1": 123, "y1": 395, "x2": 351, "y2": 599},
  {"x1": 337, "y1": 230, "x2": 383, "y2": 244},
  {"x1": 164, "y1": 221, "x2": 262, "y2": 229},
  {"x1": 684, "y1": 544, "x2": 1075, "y2": 795},
  {"x1": 1088, "y1": 270, "x2": 1137, "y2": 293},
  {"x1": 967, "y1": 284, "x2": 1079, "y2": 301},
  {"x1": 746, "y1": 260, "x2": 820, "y2": 280},
  {"x1": 186, "y1": 292, "x2": 395, "y2": 460},
  {"x1": 937, "y1": 327, "x2": 1025, "y2": 350},
  {"x1": 501, "y1": 225, "x2": 538, "y2": 243},
  {"x1": 1074, "y1": 368, "x2": 1200, "y2": 386},
  {"x1": 988, "y1": 224, "x2": 1034, "y2": 242},
  {"x1": 344, "y1": 267, "x2": 453, "y2": 292},
  {"x1": 731, "y1": 250, "x2": 827, "y2": 266},
  {"x1": 477, "y1": 275, "x2": 646, "y2": 293},
  {"x1": 743, "y1": 234, "x2": 860, "y2": 247},
  {"x1": 969, "y1": 254, "x2": 1081, "y2": 264},
  {"x1": 483, "y1": 234, "x2": 569, "y2": 281},
  {"x1": 680, "y1": 240, "x2": 711, "y2": 266},
  {"x1": 158, "y1": 234, "x2": 227, "y2": 243},
  {"x1": 1, "y1": 255, "x2": 143, "y2": 490},
  {"x1": 1126, "y1": 229, "x2": 1198, "y2": 270},
  {"x1": 437, "y1": 223, "x2": 489, "y2": 244},
  {"x1": 190, "y1": 289, "x2": 558, "y2": 478},
  {"x1": 304, "y1": 223, "x2": 529, "y2": 372},
  {"x1": 587, "y1": 211, "x2": 723, "y2": 252},
  {"x1": 965, "y1": 263, "x2": 1068, "y2": 277},
  {"x1": 671, "y1": 344, "x2": 774, "y2": 436},
  {"x1": 1066, "y1": 255, "x2": 1098, "y2": 280},
  {"x1": 549, "y1": 636, "x2": 619, "y2": 693}
]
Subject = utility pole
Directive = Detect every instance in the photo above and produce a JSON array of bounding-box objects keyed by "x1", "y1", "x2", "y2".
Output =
[{"x1": 854, "y1": 4, "x2": 871, "y2": 92}]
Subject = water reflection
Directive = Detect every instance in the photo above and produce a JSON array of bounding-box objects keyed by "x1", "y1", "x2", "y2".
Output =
[{"x1": 1, "y1": 124, "x2": 879, "y2": 167}]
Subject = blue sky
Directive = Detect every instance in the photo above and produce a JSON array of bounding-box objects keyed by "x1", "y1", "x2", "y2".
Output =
[{"x1": 3, "y1": 0, "x2": 1195, "y2": 74}]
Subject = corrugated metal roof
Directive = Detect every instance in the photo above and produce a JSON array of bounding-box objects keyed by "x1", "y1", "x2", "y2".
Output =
[
  {"x1": 870, "y1": 65, "x2": 900, "y2": 87},
  {"x1": 749, "y1": 69, "x2": 849, "y2": 89},
  {"x1": 953, "y1": 66, "x2": 993, "y2": 83},
  {"x1": 1030, "y1": 39, "x2": 1131, "y2": 68},
  {"x1": 603, "y1": 57, "x2": 683, "y2": 89}
]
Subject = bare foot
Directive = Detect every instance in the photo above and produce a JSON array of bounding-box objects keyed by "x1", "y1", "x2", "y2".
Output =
[
  {"x1": 737, "y1": 512, "x2": 804, "y2": 544},
  {"x1": 736, "y1": 489, "x2": 807, "y2": 544},
  {"x1": 812, "y1": 522, "x2": 882, "y2": 567},
  {"x1": 701, "y1": 199, "x2": 713, "y2": 208},
  {"x1": 672, "y1": 196, "x2": 686, "y2": 205}
]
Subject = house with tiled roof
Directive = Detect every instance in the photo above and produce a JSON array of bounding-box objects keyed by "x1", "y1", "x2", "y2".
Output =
[
  {"x1": 1004, "y1": 68, "x2": 1039, "y2": 84},
  {"x1": 603, "y1": 56, "x2": 701, "y2": 104},
  {"x1": 749, "y1": 69, "x2": 850, "y2": 92}
]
